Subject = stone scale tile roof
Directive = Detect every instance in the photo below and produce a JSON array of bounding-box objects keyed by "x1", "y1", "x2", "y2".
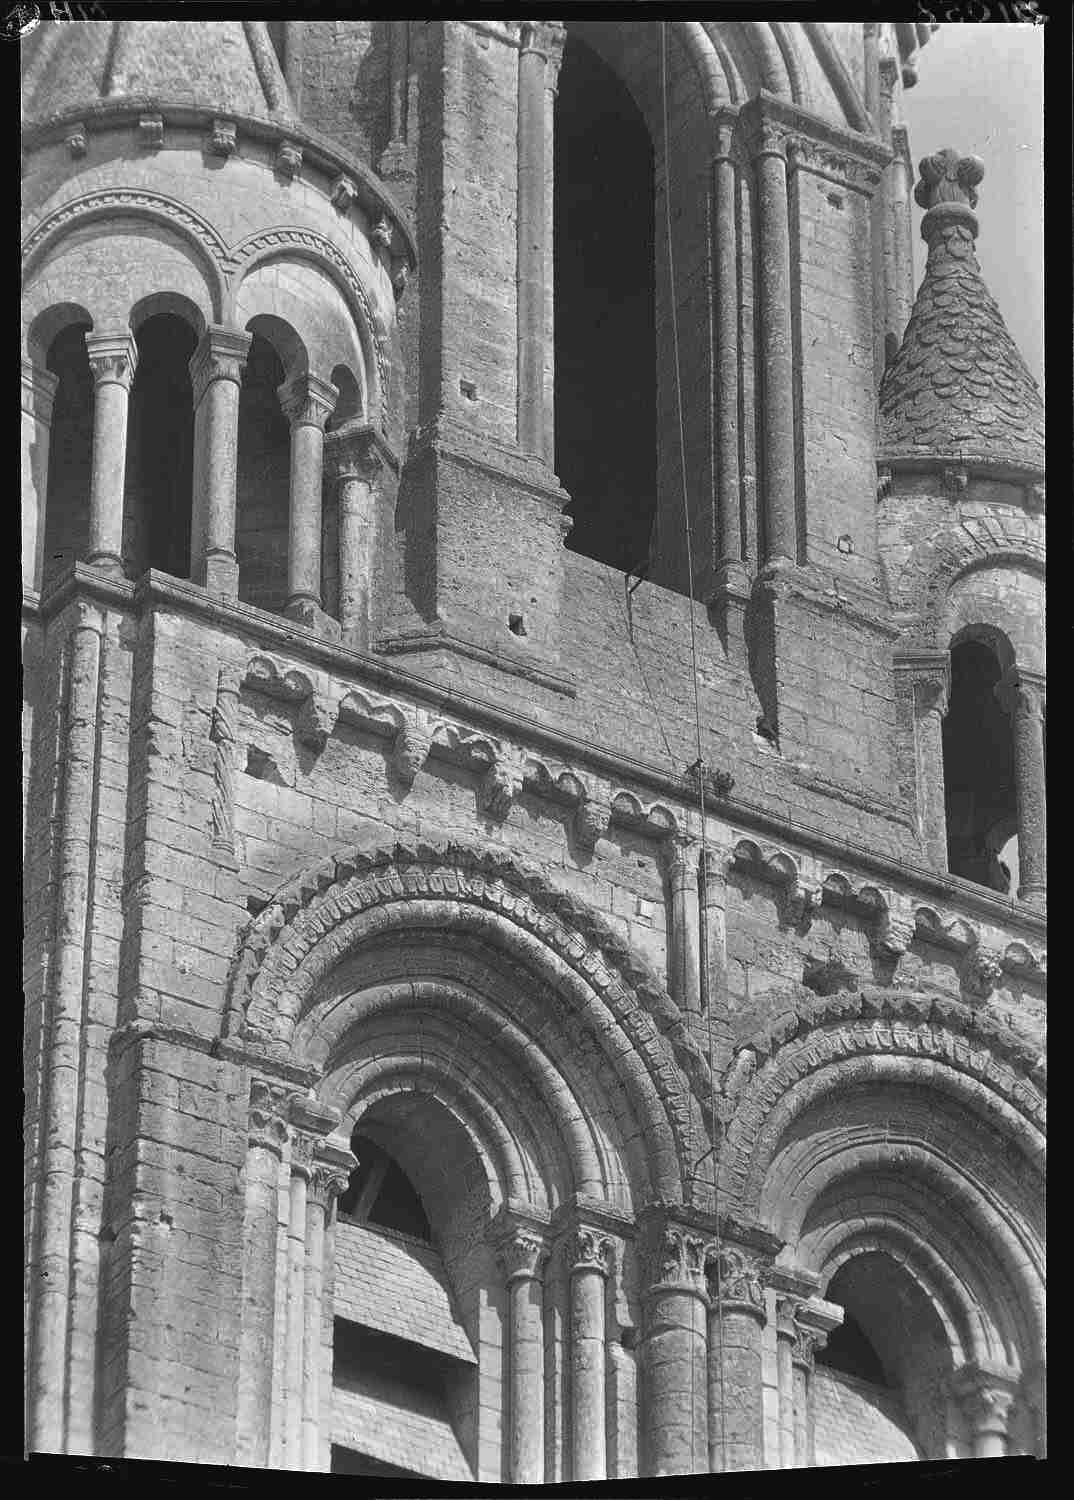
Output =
[{"x1": 878, "y1": 147, "x2": 1044, "y2": 474}]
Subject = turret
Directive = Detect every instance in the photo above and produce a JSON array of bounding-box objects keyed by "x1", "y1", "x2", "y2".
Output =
[{"x1": 879, "y1": 149, "x2": 1045, "y2": 905}]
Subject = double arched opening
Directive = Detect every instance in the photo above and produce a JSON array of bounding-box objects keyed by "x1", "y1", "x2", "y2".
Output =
[{"x1": 23, "y1": 213, "x2": 382, "y2": 643}]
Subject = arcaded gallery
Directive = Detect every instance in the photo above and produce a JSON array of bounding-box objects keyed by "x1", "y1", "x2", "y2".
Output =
[{"x1": 22, "y1": 17, "x2": 1044, "y2": 1476}]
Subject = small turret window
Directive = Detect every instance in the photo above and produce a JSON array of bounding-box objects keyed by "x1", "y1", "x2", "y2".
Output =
[{"x1": 942, "y1": 637, "x2": 1017, "y2": 894}]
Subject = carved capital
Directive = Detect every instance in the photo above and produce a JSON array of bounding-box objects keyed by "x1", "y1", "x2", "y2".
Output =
[
  {"x1": 710, "y1": 105, "x2": 739, "y2": 162},
  {"x1": 277, "y1": 373, "x2": 338, "y2": 431},
  {"x1": 791, "y1": 1323, "x2": 828, "y2": 1369},
  {"x1": 519, "y1": 19, "x2": 566, "y2": 68},
  {"x1": 647, "y1": 1226, "x2": 707, "y2": 1291},
  {"x1": 189, "y1": 326, "x2": 252, "y2": 404},
  {"x1": 950, "y1": 1366, "x2": 1018, "y2": 1436},
  {"x1": 995, "y1": 668, "x2": 1045, "y2": 723},
  {"x1": 775, "y1": 1294, "x2": 803, "y2": 1340},
  {"x1": 496, "y1": 1227, "x2": 549, "y2": 1283},
  {"x1": 247, "y1": 1077, "x2": 291, "y2": 1157},
  {"x1": 705, "y1": 1246, "x2": 766, "y2": 1316},
  {"x1": 567, "y1": 1227, "x2": 614, "y2": 1278},
  {"x1": 85, "y1": 329, "x2": 138, "y2": 390},
  {"x1": 208, "y1": 118, "x2": 238, "y2": 158},
  {"x1": 289, "y1": 1095, "x2": 344, "y2": 1179},
  {"x1": 275, "y1": 139, "x2": 303, "y2": 179},
  {"x1": 324, "y1": 423, "x2": 399, "y2": 489},
  {"x1": 895, "y1": 650, "x2": 951, "y2": 719},
  {"x1": 307, "y1": 1138, "x2": 358, "y2": 1211}
]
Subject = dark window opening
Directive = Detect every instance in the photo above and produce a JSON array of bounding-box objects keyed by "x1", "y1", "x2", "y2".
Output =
[
  {"x1": 235, "y1": 332, "x2": 291, "y2": 614},
  {"x1": 42, "y1": 322, "x2": 94, "y2": 591},
  {"x1": 942, "y1": 639, "x2": 1017, "y2": 893},
  {"x1": 338, "y1": 1132, "x2": 432, "y2": 1242},
  {"x1": 815, "y1": 1307, "x2": 891, "y2": 1388},
  {"x1": 554, "y1": 36, "x2": 656, "y2": 574},
  {"x1": 126, "y1": 313, "x2": 196, "y2": 579}
]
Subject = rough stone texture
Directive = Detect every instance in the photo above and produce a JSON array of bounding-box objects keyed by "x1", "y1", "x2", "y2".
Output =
[
  {"x1": 22, "y1": 16, "x2": 1043, "y2": 1483},
  {"x1": 813, "y1": 1368, "x2": 921, "y2": 1467}
]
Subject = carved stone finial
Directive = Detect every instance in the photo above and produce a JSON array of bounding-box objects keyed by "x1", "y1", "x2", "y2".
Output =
[{"x1": 914, "y1": 148, "x2": 985, "y2": 213}]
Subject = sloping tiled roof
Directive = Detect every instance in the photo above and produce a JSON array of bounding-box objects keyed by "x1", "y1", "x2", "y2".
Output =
[
  {"x1": 334, "y1": 1219, "x2": 476, "y2": 1364},
  {"x1": 878, "y1": 156, "x2": 1044, "y2": 474},
  {"x1": 332, "y1": 1377, "x2": 473, "y2": 1483},
  {"x1": 22, "y1": 19, "x2": 293, "y2": 128}
]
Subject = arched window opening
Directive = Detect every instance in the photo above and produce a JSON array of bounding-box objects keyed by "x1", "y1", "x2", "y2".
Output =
[
  {"x1": 554, "y1": 35, "x2": 656, "y2": 574},
  {"x1": 125, "y1": 312, "x2": 196, "y2": 580},
  {"x1": 235, "y1": 331, "x2": 292, "y2": 614},
  {"x1": 41, "y1": 322, "x2": 93, "y2": 593},
  {"x1": 814, "y1": 1253, "x2": 948, "y2": 1466},
  {"x1": 329, "y1": 1106, "x2": 479, "y2": 1481},
  {"x1": 942, "y1": 637, "x2": 1017, "y2": 893},
  {"x1": 338, "y1": 1132, "x2": 432, "y2": 1243}
]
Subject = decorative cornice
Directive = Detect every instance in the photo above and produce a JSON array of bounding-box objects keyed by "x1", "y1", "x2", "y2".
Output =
[{"x1": 738, "y1": 90, "x2": 891, "y2": 194}]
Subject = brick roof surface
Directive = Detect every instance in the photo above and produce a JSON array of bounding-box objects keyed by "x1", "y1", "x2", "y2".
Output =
[
  {"x1": 334, "y1": 1219, "x2": 476, "y2": 1364},
  {"x1": 332, "y1": 1375, "x2": 473, "y2": 1482},
  {"x1": 878, "y1": 211, "x2": 1044, "y2": 473}
]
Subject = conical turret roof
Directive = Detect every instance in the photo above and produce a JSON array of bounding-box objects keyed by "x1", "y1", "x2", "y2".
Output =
[
  {"x1": 878, "y1": 147, "x2": 1043, "y2": 475},
  {"x1": 21, "y1": 18, "x2": 294, "y2": 129}
]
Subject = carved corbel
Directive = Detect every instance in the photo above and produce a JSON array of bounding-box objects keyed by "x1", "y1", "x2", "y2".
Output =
[
  {"x1": 208, "y1": 118, "x2": 238, "y2": 157},
  {"x1": 785, "y1": 873, "x2": 823, "y2": 929},
  {"x1": 480, "y1": 748, "x2": 527, "y2": 820},
  {"x1": 572, "y1": 796, "x2": 610, "y2": 852},
  {"x1": 389, "y1": 714, "x2": 436, "y2": 787},
  {"x1": 275, "y1": 139, "x2": 303, "y2": 179},
  {"x1": 65, "y1": 122, "x2": 87, "y2": 158},
  {"x1": 331, "y1": 175, "x2": 358, "y2": 213},
  {"x1": 294, "y1": 691, "x2": 337, "y2": 752},
  {"x1": 961, "y1": 946, "x2": 1005, "y2": 1001},
  {"x1": 871, "y1": 897, "x2": 918, "y2": 962},
  {"x1": 138, "y1": 114, "x2": 164, "y2": 150}
]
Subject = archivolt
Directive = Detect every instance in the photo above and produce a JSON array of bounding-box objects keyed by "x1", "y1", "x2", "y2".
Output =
[
  {"x1": 224, "y1": 837, "x2": 709, "y2": 1204},
  {"x1": 894, "y1": 515, "x2": 1045, "y2": 641}
]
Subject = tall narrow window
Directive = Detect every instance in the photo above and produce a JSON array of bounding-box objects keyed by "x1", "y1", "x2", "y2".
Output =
[
  {"x1": 554, "y1": 36, "x2": 656, "y2": 573},
  {"x1": 235, "y1": 332, "x2": 292, "y2": 614},
  {"x1": 42, "y1": 322, "x2": 93, "y2": 591},
  {"x1": 125, "y1": 313, "x2": 196, "y2": 579},
  {"x1": 942, "y1": 637, "x2": 1018, "y2": 893}
]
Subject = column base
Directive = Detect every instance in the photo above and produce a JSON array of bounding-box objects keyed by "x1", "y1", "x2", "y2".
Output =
[
  {"x1": 704, "y1": 562, "x2": 752, "y2": 657},
  {"x1": 285, "y1": 598, "x2": 342, "y2": 643},
  {"x1": 86, "y1": 552, "x2": 126, "y2": 579},
  {"x1": 197, "y1": 553, "x2": 240, "y2": 599}
]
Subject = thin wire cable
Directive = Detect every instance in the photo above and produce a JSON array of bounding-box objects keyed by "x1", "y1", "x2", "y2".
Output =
[{"x1": 661, "y1": 21, "x2": 727, "y2": 1475}]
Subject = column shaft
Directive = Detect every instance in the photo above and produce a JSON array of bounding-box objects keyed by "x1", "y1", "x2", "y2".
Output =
[
  {"x1": 85, "y1": 330, "x2": 138, "y2": 576},
  {"x1": 707, "y1": 1307, "x2": 765, "y2": 1471},
  {"x1": 667, "y1": 842, "x2": 701, "y2": 1015},
  {"x1": 1003, "y1": 675, "x2": 1046, "y2": 904},
  {"x1": 27, "y1": 603, "x2": 103, "y2": 1453},
  {"x1": 302, "y1": 1197, "x2": 327, "y2": 1470},
  {"x1": 21, "y1": 360, "x2": 58, "y2": 593},
  {"x1": 506, "y1": 1271, "x2": 545, "y2": 1482},
  {"x1": 699, "y1": 849, "x2": 728, "y2": 1016},
  {"x1": 517, "y1": 27, "x2": 547, "y2": 455},
  {"x1": 337, "y1": 474, "x2": 375, "y2": 643},
  {"x1": 236, "y1": 1110, "x2": 286, "y2": 1467},
  {"x1": 190, "y1": 327, "x2": 250, "y2": 597},
  {"x1": 570, "y1": 1266, "x2": 606, "y2": 1480},
  {"x1": 284, "y1": 1168, "x2": 307, "y2": 1468},
  {"x1": 792, "y1": 1361, "x2": 809, "y2": 1465},
  {"x1": 279, "y1": 374, "x2": 337, "y2": 619},
  {"x1": 712, "y1": 118, "x2": 742, "y2": 572},
  {"x1": 754, "y1": 142, "x2": 797, "y2": 566},
  {"x1": 776, "y1": 1322, "x2": 795, "y2": 1467}
]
